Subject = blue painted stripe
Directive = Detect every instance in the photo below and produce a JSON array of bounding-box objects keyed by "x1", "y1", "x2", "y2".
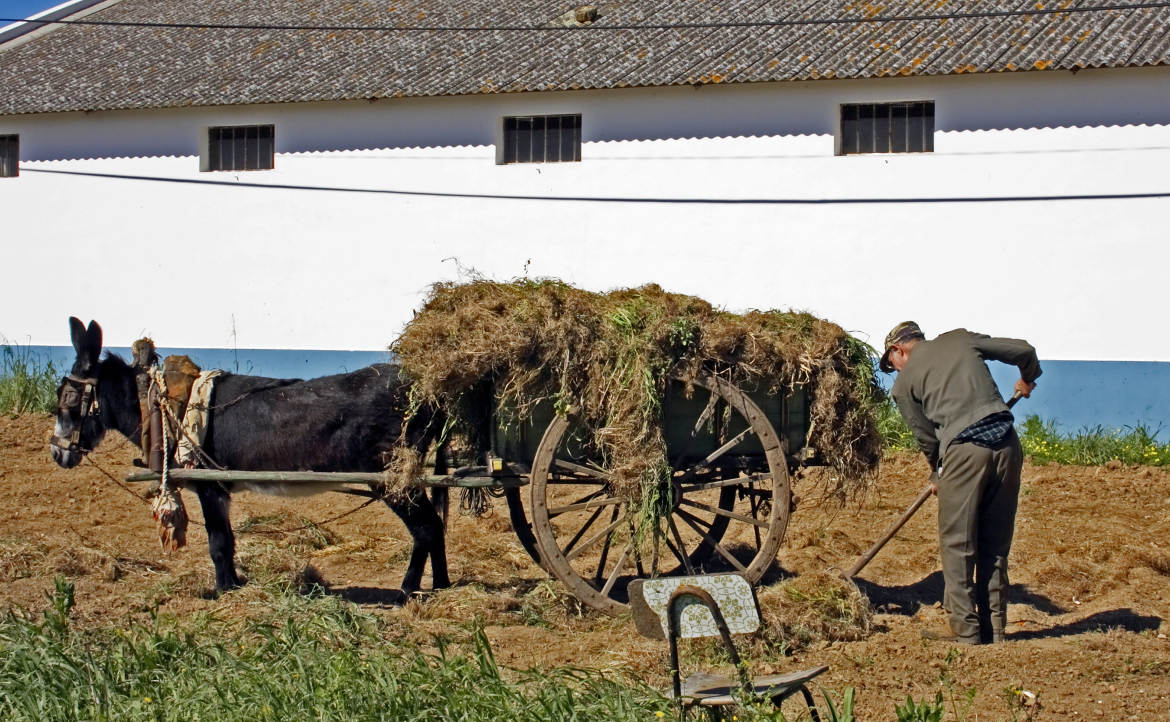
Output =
[
  {"x1": 21, "y1": 346, "x2": 1170, "y2": 435},
  {"x1": 877, "y1": 360, "x2": 1170, "y2": 435},
  {"x1": 25, "y1": 345, "x2": 391, "y2": 381}
]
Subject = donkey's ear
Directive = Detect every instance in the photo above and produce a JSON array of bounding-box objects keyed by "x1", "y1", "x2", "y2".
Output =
[
  {"x1": 85, "y1": 320, "x2": 103, "y2": 356},
  {"x1": 69, "y1": 317, "x2": 87, "y2": 354}
]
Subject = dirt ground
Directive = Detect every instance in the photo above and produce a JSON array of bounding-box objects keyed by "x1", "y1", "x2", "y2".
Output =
[{"x1": 2, "y1": 413, "x2": 1167, "y2": 720}]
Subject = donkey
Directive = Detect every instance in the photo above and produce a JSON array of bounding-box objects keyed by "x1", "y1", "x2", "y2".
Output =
[{"x1": 50, "y1": 317, "x2": 449, "y2": 597}]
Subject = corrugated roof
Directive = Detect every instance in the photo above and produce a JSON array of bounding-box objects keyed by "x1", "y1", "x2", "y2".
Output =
[{"x1": 1, "y1": 0, "x2": 1169, "y2": 115}]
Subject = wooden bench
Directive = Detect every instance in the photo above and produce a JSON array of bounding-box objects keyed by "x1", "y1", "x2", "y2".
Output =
[{"x1": 629, "y1": 573, "x2": 828, "y2": 719}]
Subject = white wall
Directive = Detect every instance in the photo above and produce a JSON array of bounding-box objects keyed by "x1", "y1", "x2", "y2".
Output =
[{"x1": 2, "y1": 66, "x2": 1168, "y2": 360}]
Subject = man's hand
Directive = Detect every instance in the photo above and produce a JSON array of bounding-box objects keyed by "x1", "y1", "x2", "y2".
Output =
[{"x1": 1014, "y1": 378, "x2": 1037, "y2": 398}]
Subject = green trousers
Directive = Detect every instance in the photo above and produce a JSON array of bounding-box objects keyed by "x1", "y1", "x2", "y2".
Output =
[{"x1": 937, "y1": 428, "x2": 1023, "y2": 642}]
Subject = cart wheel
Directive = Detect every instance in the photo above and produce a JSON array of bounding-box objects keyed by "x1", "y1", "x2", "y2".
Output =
[{"x1": 528, "y1": 372, "x2": 791, "y2": 615}]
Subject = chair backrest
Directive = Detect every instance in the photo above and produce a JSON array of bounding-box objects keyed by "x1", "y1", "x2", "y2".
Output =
[{"x1": 629, "y1": 573, "x2": 761, "y2": 640}]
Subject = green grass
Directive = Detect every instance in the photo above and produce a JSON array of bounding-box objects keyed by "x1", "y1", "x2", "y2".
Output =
[
  {"x1": 0, "y1": 341, "x2": 59, "y2": 416},
  {"x1": 0, "y1": 577, "x2": 672, "y2": 722},
  {"x1": 881, "y1": 397, "x2": 1170, "y2": 468},
  {"x1": 876, "y1": 398, "x2": 918, "y2": 451},
  {"x1": 1017, "y1": 414, "x2": 1169, "y2": 466},
  {"x1": 1, "y1": 577, "x2": 861, "y2": 722}
]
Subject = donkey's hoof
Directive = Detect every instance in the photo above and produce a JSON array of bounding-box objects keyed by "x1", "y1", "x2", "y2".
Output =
[{"x1": 214, "y1": 575, "x2": 245, "y2": 596}]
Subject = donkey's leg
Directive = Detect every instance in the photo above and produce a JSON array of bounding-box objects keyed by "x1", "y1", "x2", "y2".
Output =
[
  {"x1": 385, "y1": 490, "x2": 449, "y2": 595},
  {"x1": 192, "y1": 482, "x2": 242, "y2": 592}
]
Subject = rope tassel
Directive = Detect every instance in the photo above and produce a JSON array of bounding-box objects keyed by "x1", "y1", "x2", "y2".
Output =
[
  {"x1": 151, "y1": 389, "x2": 189, "y2": 551},
  {"x1": 151, "y1": 483, "x2": 188, "y2": 551}
]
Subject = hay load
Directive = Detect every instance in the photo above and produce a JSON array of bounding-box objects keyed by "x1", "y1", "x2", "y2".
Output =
[{"x1": 391, "y1": 279, "x2": 882, "y2": 501}]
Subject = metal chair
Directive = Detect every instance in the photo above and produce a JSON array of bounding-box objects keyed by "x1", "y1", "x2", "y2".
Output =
[{"x1": 629, "y1": 573, "x2": 828, "y2": 719}]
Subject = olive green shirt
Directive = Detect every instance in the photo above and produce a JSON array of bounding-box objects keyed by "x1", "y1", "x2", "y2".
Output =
[{"x1": 891, "y1": 329, "x2": 1042, "y2": 475}]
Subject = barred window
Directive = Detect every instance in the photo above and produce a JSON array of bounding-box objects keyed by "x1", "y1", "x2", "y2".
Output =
[
  {"x1": 840, "y1": 102, "x2": 934, "y2": 155},
  {"x1": 206, "y1": 125, "x2": 274, "y2": 171},
  {"x1": 0, "y1": 135, "x2": 17, "y2": 178},
  {"x1": 502, "y1": 114, "x2": 581, "y2": 164}
]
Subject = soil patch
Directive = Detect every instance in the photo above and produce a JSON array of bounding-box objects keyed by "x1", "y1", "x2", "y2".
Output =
[{"x1": 2, "y1": 414, "x2": 1167, "y2": 719}]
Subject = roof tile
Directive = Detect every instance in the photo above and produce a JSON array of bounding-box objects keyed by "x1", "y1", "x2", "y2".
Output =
[{"x1": 1, "y1": 0, "x2": 1167, "y2": 115}]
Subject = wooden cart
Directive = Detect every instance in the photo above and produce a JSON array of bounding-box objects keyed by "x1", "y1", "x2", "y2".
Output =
[{"x1": 129, "y1": 371, "x2": 810, "y2": 616}]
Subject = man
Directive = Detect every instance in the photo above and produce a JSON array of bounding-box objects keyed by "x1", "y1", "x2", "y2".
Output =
[{"x1": 880, "y1": 321, "x2": 1040, "y2": 645}]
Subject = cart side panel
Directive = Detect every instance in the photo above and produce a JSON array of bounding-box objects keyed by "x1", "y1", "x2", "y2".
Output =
[
  {"x1": 784, "y1": 386, "x2": 809, "y2": 455},
  {"x1": 491, "y1": 400, "x2": 555, "y2": 464},
  {"x1": 662, "y1": 383, "x2": 809, "y2": 464},
  {"x1": 490, "y1": 385, "x2": 809, "y2": 466}
]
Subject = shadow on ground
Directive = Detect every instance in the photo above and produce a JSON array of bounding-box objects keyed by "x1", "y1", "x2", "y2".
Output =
[
  {"x1": 328, "y1": 585, "x2": 408, "y2": 607},
  {"x1": 853, "y1": 572, "x2": 1068, "y2": 617},
  {"x1": 1009, "y1": 608, "x2": 1163, "y2": 641}
]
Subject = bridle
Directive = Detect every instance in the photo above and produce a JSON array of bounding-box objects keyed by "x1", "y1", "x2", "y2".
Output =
[{"x1": 51, "y1": 373, "x2": 100, "y2": 454}]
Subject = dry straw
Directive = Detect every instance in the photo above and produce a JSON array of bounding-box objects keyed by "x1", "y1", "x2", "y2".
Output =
[
  {"x1": 391, "y1": 279, "x2": 882, "y2": 502},
  {"x1": 754, "y1": 571, "x2": 874, "y2": 652}
]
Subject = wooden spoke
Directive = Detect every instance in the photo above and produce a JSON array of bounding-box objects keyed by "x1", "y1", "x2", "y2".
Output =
[
  {"x1": 679, "y1": 474, "x2": 772, "y2": 492},
  {"x1": 565, "y1": 514, "x2": 626, "y2": 561},
  {"x1": 558, "y1": 487, "x2": 607, "y2": 508},
  {"x1": 677, "y1": 505, "x2": 715, "y2": 530},
  {"x1": 667, "y1": 515, "x2": 694, "y2": 575},
  {"x1": 592, "y1": 505, "x2": 623, "y2": 585},
  {"x1": 676, "y1": 508, "x2": 747, "y2": 573},
  {"x1": 548, "y1": 495, "x2": 621, "y2": 516},
  {"x1": 661, "y1": 528, "x2": 689, "y2": 570},
  {"x1": 553, "y1": 459, "x2": 612, "y2": 481},
  {"x1": 677, "y1": 427, "x2": 753, "y2": 482},
  {"x1": 548, "y1": 478, "x2": 607, "y2": 485},
  {"x1": 600, "y1": 541, "x2": 633, "y2": 597},
  {"x1": 703, "y1": 427, "x2": 752, "y2": 463},
  {"x1": 561, "y1": 505, "x2": 606, "y2": 558},
  {"x1": 680, "y1": 497, "x2": 769, "y2": 529}
]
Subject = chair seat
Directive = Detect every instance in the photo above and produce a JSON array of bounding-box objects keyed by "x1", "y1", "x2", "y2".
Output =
[{"x1": 676, "y1": 665, "x2": 829, "y2": 707}]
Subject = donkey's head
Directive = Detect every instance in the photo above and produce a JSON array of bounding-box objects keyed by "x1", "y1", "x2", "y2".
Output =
[{"x1": 50, "y1": 317, "x2": 108, "y2": 468}]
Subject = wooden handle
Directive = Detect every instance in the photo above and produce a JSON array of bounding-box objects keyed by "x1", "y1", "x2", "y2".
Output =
[{"x1": 844, "y1": 483, "x2": 933, "y2": 578}]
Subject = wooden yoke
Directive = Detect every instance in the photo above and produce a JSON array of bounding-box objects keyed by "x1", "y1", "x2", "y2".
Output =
[
  {"x1": 161, "y1": 355, "x2": 201, "y2": 423},
  {"x1": 130, "y1": 338, "x2": 165, "y2": 475},
  {"x1": 130, "y1": 338, "x2": 203, "y2": 476}
]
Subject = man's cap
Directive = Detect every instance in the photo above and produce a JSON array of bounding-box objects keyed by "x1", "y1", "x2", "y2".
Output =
[{"x1": 879, "y1": 321, "x2": 925, "y2": 373}]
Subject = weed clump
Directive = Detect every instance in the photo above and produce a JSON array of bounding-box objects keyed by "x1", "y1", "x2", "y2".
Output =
[
  {"x1": 0, "y1": 341, "x2": 59, "y2": 416},
  {"x1": 754, "y1": 571, "x2": 874, "y2": 653},
  {"x1": 391, "y1": 279, "x2": 883, "y2": 504},
  {"x1": 1018, "y1": 415, "x2": 1170, "y2": 466}
]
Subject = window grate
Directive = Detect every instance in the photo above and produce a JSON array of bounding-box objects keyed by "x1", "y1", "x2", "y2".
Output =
[
  {"x1": 503, "y1": 114, "x2": 581, "y2": 164},
  {"x1": 840, "y1": 102, "x2": 933, "y2": 155},
  {"x1": 0, "y1": 135, "x2": 18, "y2": 178},
  {"x1": 207, "y1": 125, "x2": 274, "y2": 171}
]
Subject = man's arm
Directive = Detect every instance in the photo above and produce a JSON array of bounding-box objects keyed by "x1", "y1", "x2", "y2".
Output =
[
  {"x1": 972, "y1": 334, "x2": 1043, "y2": 385},
  {"x1": 894, "y1": 391, "x2": 940, "y2": 478}
]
